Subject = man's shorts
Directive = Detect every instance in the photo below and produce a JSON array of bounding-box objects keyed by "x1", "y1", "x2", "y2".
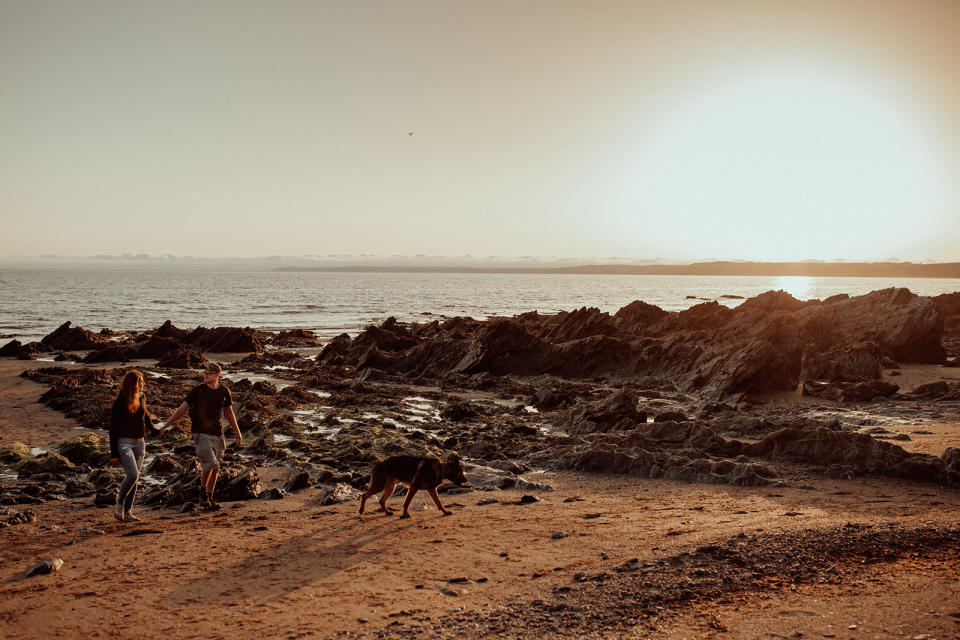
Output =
[{"x1": 193, "y1": 433, "x2": 226, "y2": 471}]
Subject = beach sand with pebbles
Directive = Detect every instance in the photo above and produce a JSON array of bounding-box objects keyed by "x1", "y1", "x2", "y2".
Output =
[{"x1": 1, "y1": 355, "x2": 960, "y2": 640}]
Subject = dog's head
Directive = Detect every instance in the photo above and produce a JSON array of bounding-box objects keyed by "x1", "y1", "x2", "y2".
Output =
[{"x1": 441, "y1": 453, "x2": 466, "y2": 486}]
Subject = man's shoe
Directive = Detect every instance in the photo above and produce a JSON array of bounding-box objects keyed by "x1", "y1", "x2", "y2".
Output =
[
  {"x1": 123, "y1": 512, "x2": 142, "y2": 522},
  {"x1": 198, "y1": 489, "x2": 210, "y2": 509},
  {"x1": 113, "y1": 506, "x2": 124, "y2": 521},
  {"x1": 207, "y1": 498, "x2": 222, "y2": 511}
]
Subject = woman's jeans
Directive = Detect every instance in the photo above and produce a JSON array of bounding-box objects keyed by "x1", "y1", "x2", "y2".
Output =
[{"x1": 116, "y1": 438, "x2": 145, "y2": 513}]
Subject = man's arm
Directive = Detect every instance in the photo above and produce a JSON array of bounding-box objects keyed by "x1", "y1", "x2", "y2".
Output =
[
  {"x1": 158, "y1": 402, "x2": 190, "y2": 435},
  {"x1": 224, "y1": 406, "x2": 242, "y2": 447}
]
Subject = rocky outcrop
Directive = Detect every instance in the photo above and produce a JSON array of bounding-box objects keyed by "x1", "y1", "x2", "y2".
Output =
[
  {"x1": 932, "y1": 292, "x2": 960, "y2": 358},
  {"x1": 184, "y1": 326, "x2": 265, "y2": 353},
  {"x1": 800, "y1": 342, "x2": 883, "y2": 382},
  {"x1": 272, "y1": 329, "x2": 320, "y2": 348},
  {"x1": 0, "y1": 441, "x2": 30, "y2": 464},
  {"x1": 59, "y1": 433, "x2": 104, "y2": 465},
  {"x1": 802, "y1": 379, "x2": 899, "y2": 402},
  {"x1": 154, "y1": 320, "x2": 189, "y2": 340},
  {"x1": 40, "y1": 321, "x2": 108, "y2": 351},
  {"x1": 156, "y1": 346, "x2": 207, "y2": 369},
  {"x1": 17, "y1": 452, "x2": 75, "y2": 477},
  {"x1": 745, "y1": 427, "x2": 942, "y2": 482},
  {"x1": 82, "y1": 345, "x2": 133, "y2": 363},
  {"x1": 136, "y1": 336, "x2": 185, "y2": 359},
  {"x1": 310, "y1": 288, "x2": 943, "y2": 399},
  {"x1": 565, "y1": 389, "x2": 645, "y2": 434},
  {"x1": 0, "y1": 340, "x2": 46, "y2": 359}
]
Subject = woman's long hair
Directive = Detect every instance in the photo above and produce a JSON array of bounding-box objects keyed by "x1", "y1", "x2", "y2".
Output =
[{"x1": 116, "y1": 370, "x2": 143, "y2": 413}]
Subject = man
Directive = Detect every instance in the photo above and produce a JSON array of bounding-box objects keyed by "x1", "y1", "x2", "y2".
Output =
[{"x1": 159, "y1": 363, "x2": 242, "y2": 510}]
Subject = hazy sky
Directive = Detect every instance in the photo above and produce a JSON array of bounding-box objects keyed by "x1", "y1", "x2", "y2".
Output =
[{"x1": 1, "y1": 1, "x2": 958, "y2": 263}]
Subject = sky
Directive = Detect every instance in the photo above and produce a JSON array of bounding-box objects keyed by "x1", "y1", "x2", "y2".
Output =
[{"x1": 1, "y1": 0, "x2": 958, "y2": 264}]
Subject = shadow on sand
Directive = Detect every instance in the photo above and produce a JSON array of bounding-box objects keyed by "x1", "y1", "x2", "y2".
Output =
[{"x1": 162, "y1": 514, "x2": 418, "y2": 606}]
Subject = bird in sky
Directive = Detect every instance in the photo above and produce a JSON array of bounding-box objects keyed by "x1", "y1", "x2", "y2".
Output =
[{"x1": 408, "y1": 131, "x2": 414, "y2": 136}]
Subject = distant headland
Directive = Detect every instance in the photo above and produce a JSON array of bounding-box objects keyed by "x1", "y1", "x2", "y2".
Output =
[{"x1": 274, "y1": 261, "x2": 960, "y2": 278}]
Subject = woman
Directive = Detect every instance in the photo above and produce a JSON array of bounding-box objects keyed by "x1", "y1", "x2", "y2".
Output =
[{"x1": 109, "y1": 370, "x2": 155, "y2": 522}]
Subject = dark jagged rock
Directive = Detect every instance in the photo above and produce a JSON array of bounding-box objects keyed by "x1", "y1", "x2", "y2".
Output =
[
  {"x1": 283, "y1": 465, "x2": 313, "y2": 492},
  {"x1": 320, "y1": 288, "x2": 942, "y2": 398},
  {"x1": 746, "y1": 427, "x2": 942, "y2": 482},
  {"x1": 40, "y1": 321, "x2": 108, "y2": 350},
  {"x1": 932, "y1": 292, "x2": 960, "y2": 357},
  {"x1": 613, "y1": 300, "x2": 669, "y2": 331},
  {"x1": 82, "y1": 345, "x2": 133, "y2": 363},
  {"x1": 565, "y1": 389, "x2": 645, "y2": 434},
  {"x1": 902, "y1": 380, "x2": 950, "y2": 399},
  {"x1": 217, "y1": 468, "x2": 263, "y2": 501},
  {"x1": 136, "y1": 335, "x2": 185, "y2": 359},
  {"x1": 0, "y1": 339, "x2": 24, "y2": 357},
  {"x1": 800, "y1": 341, "x2": 882, "y2": 382},
  {"x1": 316, "y1": 333, "x2": 353, "y2": 364},
  {"x1": 272, "y1": 329, "x2": 320, "y2": 348},
  {"x1": 156, "y1": 347, "x2": 207, "y2": 369},
  {"x1": 440, "y1": 400, "x2": 478, "y2": 421},
  {"x1": 802, "y1": 379, "x2": 899, "y2": 402},
  {"x1": 654, "y1": 411, "x2": 688, "y2": 423},
  {"x1": 0, "y1": 340, "x2": 46, "y2": 359},
  {"x1": 145, "y1": 454, "x2": 183, "y2": 476},
  {"x1": 154, "y1": 320, "x2": 190, "y2": 340},
  {"x1": 184, "y1": 326, "x2": 265, "y2": 353}
]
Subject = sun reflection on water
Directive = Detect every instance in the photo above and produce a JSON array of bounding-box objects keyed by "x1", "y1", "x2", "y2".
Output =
[{"x1": 774, "y1": 276, "x2": 814, "y2": 301}]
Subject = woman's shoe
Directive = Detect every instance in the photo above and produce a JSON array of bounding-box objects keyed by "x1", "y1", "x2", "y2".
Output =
[
  {"x1": 123, "y1": 512, "x2": 142, "y2": 522},
  {"x1": 113, "y1": 507, "x2": 124, "y2": 521}
]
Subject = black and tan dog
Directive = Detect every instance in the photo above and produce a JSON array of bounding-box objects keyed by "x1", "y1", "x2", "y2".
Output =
[{"x1": 359, "y1": 453, "x2": 466, "y2": 519}]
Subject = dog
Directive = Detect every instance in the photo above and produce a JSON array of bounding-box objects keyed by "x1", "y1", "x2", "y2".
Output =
[{"x1": 359, "y1": 453, "x2": 466, "y2": 519}]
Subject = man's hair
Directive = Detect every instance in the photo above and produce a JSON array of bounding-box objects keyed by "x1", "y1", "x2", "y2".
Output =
[{"x1": 205, "y1": 363, "x2": 222, "y2": 374}]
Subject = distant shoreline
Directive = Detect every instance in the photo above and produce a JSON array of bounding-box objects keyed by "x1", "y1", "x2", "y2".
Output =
[{"x1": 273, "y1": 261, "x2": 960, "y2": 278}]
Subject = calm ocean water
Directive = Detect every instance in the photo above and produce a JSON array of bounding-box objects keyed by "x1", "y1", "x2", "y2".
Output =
[{"x1": 1, "y1": 270, "x2": 959, "y2": 343}]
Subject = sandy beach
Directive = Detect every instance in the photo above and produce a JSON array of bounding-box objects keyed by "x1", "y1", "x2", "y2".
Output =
[{"x1": 3, "y1": 290, "x2": 960, "y2": 639}]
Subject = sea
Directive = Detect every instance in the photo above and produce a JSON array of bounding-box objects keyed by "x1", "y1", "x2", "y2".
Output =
[{"x1": 2, "y1": 270, "x2": 959, "y2": 343}]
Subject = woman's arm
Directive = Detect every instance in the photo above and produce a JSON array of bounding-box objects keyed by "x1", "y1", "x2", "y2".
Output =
[{"x1": 141, "y1": 394, "x2": 159, "y2": 437}]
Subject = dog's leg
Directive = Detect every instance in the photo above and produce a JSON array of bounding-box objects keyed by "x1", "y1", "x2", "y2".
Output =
[
  {"x1": 360, "y1": 474, "x2": 385, "y2": 515},
  {"x1": 400, "y1": 486, "x2": 419, "y2": 519},
  {"x1": 399, "y1": 461, "x2": 427, "y2": 519},
  {"x1": 427, "y1": 487, "x2": 452, "y2": 516},
  {"x1": 378, "y1": 480, "x2": 398, "y2": 514}
]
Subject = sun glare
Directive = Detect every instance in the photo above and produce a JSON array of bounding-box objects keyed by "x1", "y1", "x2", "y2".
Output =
[{"x1": 625, "y1": 59, "x2": 954, "y2": 262}]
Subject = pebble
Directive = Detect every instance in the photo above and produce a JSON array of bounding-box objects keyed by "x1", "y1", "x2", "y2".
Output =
[
  {"x1": 25, "y1": 557, "x2": 63, "y2": 578},
  {"x1": 551, "y1": 531, "x2": 568, "y2": 539},
  {"x1": 476, "y1": 497, "x2": 498, "y2": 506},
  {"x1": 519, "y1": 495, "x2": 539, "y2": 504}
]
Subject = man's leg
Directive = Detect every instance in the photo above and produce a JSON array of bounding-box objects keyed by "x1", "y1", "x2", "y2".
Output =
[
  {"x1": 199, "y1": 469, "x2": 213, "y2": 508},
  {"x1": 205, "y1": 469, "x2": 220, "y2": 509}
]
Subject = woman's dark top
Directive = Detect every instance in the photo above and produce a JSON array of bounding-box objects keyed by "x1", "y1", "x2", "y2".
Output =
[{"x1": 109, "y1": 396, "x2": 155, "y2": 458}]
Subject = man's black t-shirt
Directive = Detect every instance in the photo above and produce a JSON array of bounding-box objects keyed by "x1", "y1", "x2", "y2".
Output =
[{"x1": 185, "y1": 384, "x2": 232, "y2": 436}]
